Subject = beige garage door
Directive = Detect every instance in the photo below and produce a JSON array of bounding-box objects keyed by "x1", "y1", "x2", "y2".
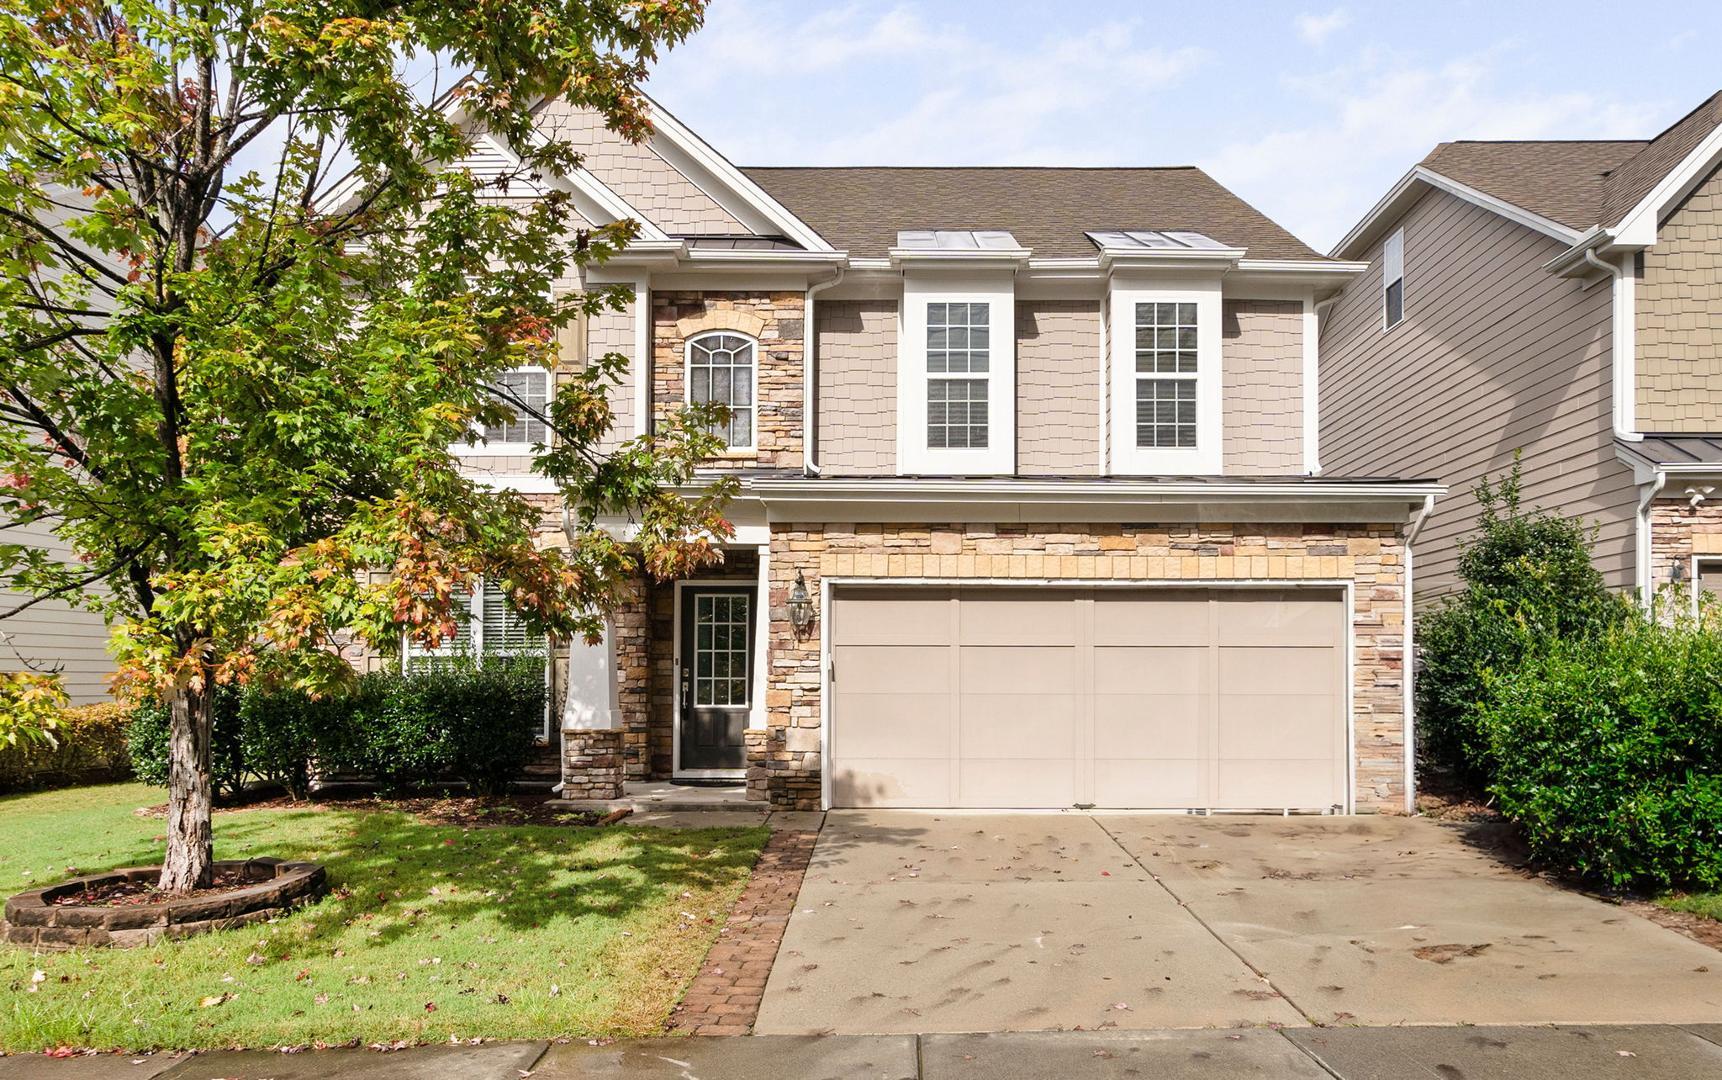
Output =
[{"x1": 829, "y1": 586, "x2": 1347, "y2": 810}]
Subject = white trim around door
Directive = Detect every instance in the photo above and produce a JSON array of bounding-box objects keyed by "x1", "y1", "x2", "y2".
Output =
[{"x1": 672, "y1": 577, "x2": 757, "y2": 780}]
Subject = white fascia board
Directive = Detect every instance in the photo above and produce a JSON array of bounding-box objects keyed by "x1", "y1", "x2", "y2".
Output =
[
  {"x1": 888, "y1": 248, "x2": 1034, "y2": 270},
  {"x1": 1331, "y1": 166, "x2": 1584, "y2": 260},
  {"x1": 1097, "y1": 247, "x2": 1245, "y2": 272},
  {"x1": 644, "y1": 100, "x2": 835, "y2": 253},
  {"x1": 681, "y1": 248, "x2": 849, "y2": 268},
  {"x1": 1613, "y1": 121, "x2": 1722, "y2": 247},
  {"x1": 1235, "y1": 259, "x2": 1369, "y2": 276},
  {"x1": 745, "y1": 477, "x2": 1444, "y2": 503}
]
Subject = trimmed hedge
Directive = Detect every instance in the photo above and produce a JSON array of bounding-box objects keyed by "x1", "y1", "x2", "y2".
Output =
[
  {"x1": 1478, "y1": 614, "x2": 1722, "y2": 891},
  {"x1": 0, "y1": 702, "x2": 133, "y2": 792},
  {"x1": 127, "y1": 657, "x2": 546, "y2": 799}
]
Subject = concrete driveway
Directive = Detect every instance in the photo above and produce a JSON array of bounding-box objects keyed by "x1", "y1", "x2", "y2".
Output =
[{"x1": 753, "y1": 812, "x2": 1722, "y2": 1035}]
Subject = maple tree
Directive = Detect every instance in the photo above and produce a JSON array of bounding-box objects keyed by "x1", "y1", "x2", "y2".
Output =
[{"x1": 0, "y1": 0, "x2": 729, "y2": 892}]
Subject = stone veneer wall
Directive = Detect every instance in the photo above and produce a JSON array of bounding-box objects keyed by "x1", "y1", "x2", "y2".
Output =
[
  {"x1": 561, "y1": 729, "x2": 625, "y2": 800},
  {"x1": 760, "y1": 523, "x2": 1408, "y2": 812},
  {"x1": 1649, "y1": 497, "x2": 1722, "y2": 609},
  {"x1": 651, "y1": 292, "x2": 805, "y2": 471}
]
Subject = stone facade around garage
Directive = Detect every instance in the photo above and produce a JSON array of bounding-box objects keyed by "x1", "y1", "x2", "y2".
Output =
[
  {"x1": 651, "y1": 291, "x2": 805, "y2": 471},
  {"x1": 757, "y1": 522, "x2": 1409, "y2": 812}
]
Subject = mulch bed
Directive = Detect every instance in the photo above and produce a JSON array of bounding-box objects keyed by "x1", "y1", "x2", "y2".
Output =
[
  {"x1": 134, "y1": 794, "x2": 630, "y2": 829},
  {"x1": 49, "y1": 866, "x2": 257, "y2": 908},
  {"x1": 668, "y1": 827, "x2": 818, "y2": 1037}
]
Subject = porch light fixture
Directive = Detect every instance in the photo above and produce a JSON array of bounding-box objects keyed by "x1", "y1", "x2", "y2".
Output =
[{"x1": 787, "y1": 571, "x2": 816, "y2": 635}]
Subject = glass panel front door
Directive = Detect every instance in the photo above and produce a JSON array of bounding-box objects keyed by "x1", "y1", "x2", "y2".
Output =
[{"x1": 680, "y1": 588, "x2": 752, "y2": 771}]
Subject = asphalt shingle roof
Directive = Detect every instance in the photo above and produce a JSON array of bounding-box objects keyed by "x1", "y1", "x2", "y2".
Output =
[{"x1": 741, "y1": 166, "x2": 1330, "y2": 261}]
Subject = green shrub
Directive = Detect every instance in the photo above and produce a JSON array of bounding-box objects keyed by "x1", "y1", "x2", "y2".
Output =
[
  {"x1": 1478, "y1": 613, "x2": 1722, "y2": 891},
  {"x1": 123, "y1": 658, "x2": 546, "y2": 797},
  {"x1": 0, "y1": 702, "x2": 133, "y2": 791},
  {"x1": 1416, "y1": 464, "x2": 1630, "y2": 789},
  {"x1": 331, "y1": 657, "x2": 545, "y2": 795}
]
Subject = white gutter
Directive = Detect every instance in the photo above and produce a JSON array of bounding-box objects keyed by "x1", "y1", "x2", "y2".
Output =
[
  {"x1": 1402, "y1": 493, "x2": 1436, "y2": 814},
  {"x1": 802, "y1": 268, "x2": 845, "y2": 477},
  {"x1": 1637, "y1": 468, "x2": 1668, "y2": 608},
  {"x1": 746, "y1": 476, "x2": 1445, "y2": 503}
]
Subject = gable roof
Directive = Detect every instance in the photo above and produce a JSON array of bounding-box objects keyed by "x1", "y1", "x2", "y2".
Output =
[
  {"x1": 741, "y1": 166, "x2": 1330, "y2": 261},
  {"x1": 1416, "y1": 90, "x2": 1722, "y2": 232},
  {"x1": 1416, "y1": 140, "x2": 1644, "y2": 230}
]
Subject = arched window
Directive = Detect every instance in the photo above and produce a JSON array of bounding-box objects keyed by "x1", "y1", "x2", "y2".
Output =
[{"x1": 686, "y1": 331, "x2": 756, "y2": 450}]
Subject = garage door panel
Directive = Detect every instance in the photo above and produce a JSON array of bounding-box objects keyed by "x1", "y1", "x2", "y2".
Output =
[
  {"x1": 1218, "y1": 695, "x2": 1340, "y2": 757},
  {"x1": 1094, "y1": 758, "x2": 1202, "y2": 808},
  {"x1": 835, "y1": 692, "x2": 952, "y2": 759},
  {"x1": 1093, "y1": 592, "x2": 1209, "y2": 645},
  {"x1": 834, "y1": 759, "x2": 952, "y2": 808},
  {"x1": 961, "y1": 692, "x2": 1078, "y2": 757},
  {"x1": 1219, "y1": 647, "x2": 1339, "y2": 695},
  {"x1": 830, "y1": 586, "x2": 1348, "y2": 812},
  {"x1": 834, "y1": 644, "x2": 951, "y2": 693},
  {"x1": 832, "y1": 591, "x2": 953, "y2": 646},
  {"x1": 1094, "y1": 694, "x2": 1203, "y2": 758},
  {"x1": 1217, "y1": 592, "x2": 1343, "y2": 646},
  {"x1": 959, "y1": 645, "x2": 1077, "y2": 691},
  {"x1": 1216, "y1": 759, "x2": 1341, "y2": 810},
  {"x1": 959, "y1": 591, "x2": 1080, "y2": 645},
  {"x1": 959, "y1": 759, "x2": 1077, "y2": 808},
  {"x1": 1093, "y1": 645, "x2": 1206, "y2": 694}
]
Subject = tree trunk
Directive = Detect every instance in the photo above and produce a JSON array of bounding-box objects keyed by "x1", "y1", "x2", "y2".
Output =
[{"x1": 159, "y1": 681, "x2": 214, "y2": 893}]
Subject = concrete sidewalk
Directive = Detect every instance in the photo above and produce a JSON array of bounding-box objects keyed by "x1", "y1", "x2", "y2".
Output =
[{"x1": 6, "y1": 1026, "x2": 1722, "y2": 1079}]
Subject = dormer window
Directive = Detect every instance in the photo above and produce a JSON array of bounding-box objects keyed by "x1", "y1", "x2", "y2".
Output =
[
  {"x1": 1382, "y1": 228, "x2": 1405, "y2": 330},
  {"x1": 1134, "y1": 301, "x2": 1199, "y2": 449},
  {"x1": 926, "y1": 302, "x2": 991, "y2": 449},
  {"x1": 1108, "y1": 282, "x2": 1221, "y2": 474}
]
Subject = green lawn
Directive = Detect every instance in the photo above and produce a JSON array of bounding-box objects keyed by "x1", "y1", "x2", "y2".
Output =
[
  {"x1": 1659, "y1": 892, "x2": 1722, "y2": 922},
  {"x1": 0, "y1": 784, "x2": 767, "y2": 1052}
]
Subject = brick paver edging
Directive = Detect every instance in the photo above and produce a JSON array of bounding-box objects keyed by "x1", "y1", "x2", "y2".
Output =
[{"x1": 668, "y1": 829, "x2": 817, "y2": 1036}]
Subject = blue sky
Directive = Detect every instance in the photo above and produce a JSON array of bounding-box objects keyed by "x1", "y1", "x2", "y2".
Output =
[{"x1": 643, "y1": 1, "x2": 1722, "y2": 251}]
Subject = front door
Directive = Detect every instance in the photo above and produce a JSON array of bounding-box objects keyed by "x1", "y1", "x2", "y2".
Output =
[{"x1": 678, "y1": 587, "x2": 753, "y2": 772}]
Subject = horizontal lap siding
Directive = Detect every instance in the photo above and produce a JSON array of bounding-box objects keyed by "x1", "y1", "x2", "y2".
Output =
[
  {"x1": 1320, "y1": 190, "x2": 1636, "y2": 597},
  {"x1": 1223, "y1": 299, "x2": 1304, "y2": 475},
  {"x1": 816, "y1": 300, "x2": 897, "y2": 475},
  {"x1": 1017, "y1": 301, "x2": 1101, "y2": 475},
  {"x1": 0, "y1": 517, "x2": 114, "y2": 703}
]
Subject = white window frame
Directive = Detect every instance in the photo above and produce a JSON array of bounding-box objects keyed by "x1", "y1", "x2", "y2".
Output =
[
  {"x1": 684, "y1": 329, "x2": 760, "y2": 453},
  {"x1": 897, "y1": 273, "x2": 1016, "y2": 475},
  {"x1": 1107, "y1": 279, "x2": 1221, "y2": 475},
  {"x1": 1382, "y1": 228, "x2": 1405, "y2": 331},
  {"x1": 451, "y1": 364, "x2": 552, "y2": 457}
]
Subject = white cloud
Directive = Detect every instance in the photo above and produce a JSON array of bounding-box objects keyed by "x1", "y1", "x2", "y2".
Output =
[
  {"x1": 1200, "y1": 51, "x2": 1665, "y2": 249},
  {"x1": 1294, "y1": 9, "x2": 1351, "y2": 46}
]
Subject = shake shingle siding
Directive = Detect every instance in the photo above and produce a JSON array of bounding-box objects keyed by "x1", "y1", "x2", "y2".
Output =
[
  {"x1": 1016, "y1": 301, "x2": 1101, "y2": 476},
  {"x1": 1637, "y1": 162, "x2": 1722, "y2": 431},
  {"x1": 816, "y1": 300, "x2": 897, "y2": 475},
  {"x1": 1321, "y1": 189, "x2": 1636, "y2": 597},
  {"x1": 1222, "y1": 299, "x2": 1304, "y2": 476}
]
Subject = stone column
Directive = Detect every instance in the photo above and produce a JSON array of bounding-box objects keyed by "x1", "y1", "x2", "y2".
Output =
[{"x1": 559, "y1": 617, "x2": 626, "y2": 800}]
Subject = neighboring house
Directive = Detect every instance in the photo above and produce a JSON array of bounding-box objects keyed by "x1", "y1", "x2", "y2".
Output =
[
  {"x1": 0, "y1": 514, "x2": 114, "y2": 704},
  {"x1": 443, "y1": 94, "x2": 1442, "y2": 814},
  {"x1": 1321, "y1": 90, "x2": 1722, "y2": 612}
]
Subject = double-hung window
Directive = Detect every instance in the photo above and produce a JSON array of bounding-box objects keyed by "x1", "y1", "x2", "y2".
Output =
[
  {"x1": 686, "y1": 331, "x2": 756, "y2": 450},
  {"x1": 926, "y1": 301, "x2": 990, "y2": 449},
  {"x1": 1382, "y1": 228, "x2": 1405, "y2": 330},
  {"x1": 463, "y1": 366, "x2": 550, "y2": 452},
  {"x1": 1134, "y1": 301, "x2": 1199, "y2": 449},
  {"x1": 1108, "y1": 284, "x2": 1220, "y2": 474}
]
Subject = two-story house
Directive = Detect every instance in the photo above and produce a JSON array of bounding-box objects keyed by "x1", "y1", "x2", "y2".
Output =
[
  {"x1": 1321, "y1": 90, "x2": 1722, "y2": 614},
  {"x1": 448, "y1": 94, "x2": 1442, "y2": 814}
]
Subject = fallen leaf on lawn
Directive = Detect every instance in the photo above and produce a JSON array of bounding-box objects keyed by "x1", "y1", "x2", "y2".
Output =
[
  {"x1": 550, "y1": 984, "x2": 561, "y2": 997},
  {"x1": 199, "y1": 993, "x2": 232, "y2": 1008},
  {"x1": 424, "y1": 1001, "x2": 438, "y2": 1013}
]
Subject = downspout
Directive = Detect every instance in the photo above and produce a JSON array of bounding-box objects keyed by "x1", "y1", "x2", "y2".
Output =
[
  {"x1": 803, "y1": 268, "x2": 846, "y2": 477},
  {"x1": 1402, "y1": 493, "x2": 1436, "y2": 815},
  {"x1": 1637, "y1": 468, "x2": 1668, "y2": 609},
  {"x1": 1583, "y1": 249, "x2": 1636, "y2": 443}
]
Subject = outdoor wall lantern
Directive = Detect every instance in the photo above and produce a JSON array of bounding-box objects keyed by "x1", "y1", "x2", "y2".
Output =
[{"x1": 788, "y1": 571, "x2": 816, "y2": 635}]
